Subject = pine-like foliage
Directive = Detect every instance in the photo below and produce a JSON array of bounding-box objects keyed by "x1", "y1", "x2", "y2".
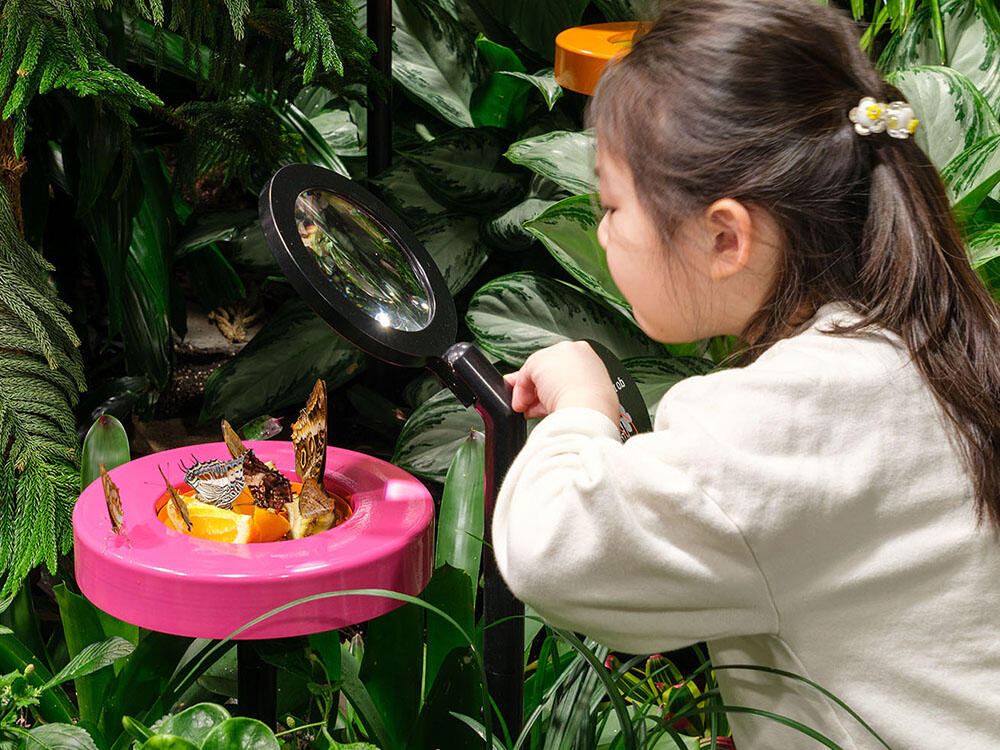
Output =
[{"x1": 0, "y1": 183, "x2": 85, "y2": 595}]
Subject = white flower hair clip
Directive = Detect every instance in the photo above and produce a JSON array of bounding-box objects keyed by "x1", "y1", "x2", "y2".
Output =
[{"x1": 849, "y1": 96, "x2": 919, "y2": 139}]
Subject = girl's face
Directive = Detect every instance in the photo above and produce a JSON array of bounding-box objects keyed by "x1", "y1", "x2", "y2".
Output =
[{"x1": 595, "y1": 147, "x2": 712, "y2": 343}]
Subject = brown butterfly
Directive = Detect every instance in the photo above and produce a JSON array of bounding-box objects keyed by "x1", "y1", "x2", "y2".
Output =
[
  {"x1": 292, "y1": 379, "x2": 327, "y2": 483},
  {"x1": 221, "y1": 419, "x2": 291, "y2": 511},
  {"x1": 288, "y1": 477, "x2": 352, "y2": 539},
  {"x1": 158, "y1": 466, "x2": 193, "y2": 532},
  {"x1": 100, "y1": 463, "x2": 124, "y2": 535}
]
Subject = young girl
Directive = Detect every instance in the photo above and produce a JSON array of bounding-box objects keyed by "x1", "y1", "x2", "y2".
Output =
[{"x1": 494, "y1": 0, "x2": 1000, "y2": 747}]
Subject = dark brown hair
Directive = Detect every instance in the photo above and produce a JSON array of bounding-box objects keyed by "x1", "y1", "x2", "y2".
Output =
[{"x1": 589, "y1": 0, "x2": 1000, "y2": 528}]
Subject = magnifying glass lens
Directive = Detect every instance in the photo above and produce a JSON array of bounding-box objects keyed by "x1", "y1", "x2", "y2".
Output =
[{"x1": 293, "y1": 189, "x2": 433, "y2": 332}]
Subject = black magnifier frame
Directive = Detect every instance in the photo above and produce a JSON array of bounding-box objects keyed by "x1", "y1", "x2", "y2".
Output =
[{"x1": 260, "y1": 163, "x2": 458, "y2": 367}]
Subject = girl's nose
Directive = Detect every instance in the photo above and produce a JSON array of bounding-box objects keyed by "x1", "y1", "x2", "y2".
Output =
[{"x1": 597, "y1": 212, "x2": 610, "y2": 250}]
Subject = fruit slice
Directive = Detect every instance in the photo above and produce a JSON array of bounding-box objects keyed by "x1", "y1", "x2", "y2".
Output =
[
  {"x1": 183, "y1": 500, "x2": 253, "y2": 543},
  {"x1": 252, "y1": 506, "x2": 291, "y2": 543}
]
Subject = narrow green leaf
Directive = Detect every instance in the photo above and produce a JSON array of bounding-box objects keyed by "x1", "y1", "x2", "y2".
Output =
[
  {"x1": 968, "y1": 220, "x2": 1000, "y2": 267},
  {"x1": 421, "y1": 566, "x2": 477, "y2": 704},
  {"x1": 941, "y1": 133, "x2": 1000, "y2": 215},
  {"x1": 44, "y1": 637, "x2": 135, "y2": 689},
  {"x1": 498, "y1": 70, "x2": 564, "y2": 110},
  {"x1": 483, "y1": 197, "x2": 557, "y2": 252},
  {"x1": 435, "y1": 432, "x2": 486, "y2": 581}
]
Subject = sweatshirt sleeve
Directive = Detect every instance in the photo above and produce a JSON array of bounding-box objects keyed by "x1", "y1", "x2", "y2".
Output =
[{"x1": 492, "y1": 404, "x2": 779, "y2": 655}]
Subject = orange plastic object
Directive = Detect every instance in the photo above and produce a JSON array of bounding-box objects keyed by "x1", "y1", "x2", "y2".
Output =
[{"x1": 554, "y1": 22, "x2": 647, "y2": 95}]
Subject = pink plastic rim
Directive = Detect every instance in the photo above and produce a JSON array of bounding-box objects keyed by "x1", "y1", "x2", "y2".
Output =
[{"x1": 73, "y1": 442, "x2": 434, "y2": 640}]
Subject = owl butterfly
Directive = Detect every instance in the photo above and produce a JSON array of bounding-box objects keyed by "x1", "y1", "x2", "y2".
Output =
[
  {"x1": 292, "y1": 379, "x2": 327, "y2": 483},
  {"x1": 182, "y1": 455, "x2": 246, "y2": 510},
  {"x1": 221, "y1": 419, "x2": 292, "y2": 511},
  {"x1": 100, "y1": 463, "x2": 124, "y2": 535}
]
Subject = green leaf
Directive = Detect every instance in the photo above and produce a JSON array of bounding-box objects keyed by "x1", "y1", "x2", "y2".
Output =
[
  {"x1": 122, "y1": 715, "x2": 154, "y2": 745},
  {"x1": 176, "y1": 211, "x2": 257, "y2": 256},
  {"x1": 201, "y1": 299, "x2": 366, "y2": 426},
  {"x1": 368, "y1": 162, "x2": 449, "y2": 229},
  {"x1": 45, "y1": 637, "x2": 134, "y2": 689},
  {"x1": 228, "y1": 223, "x2": 280, "y2": 274},
  {"x1": 498, "y1": 70, "x2": 564, "y2": 110},
  {"x1": 80, "y1": 414, "x2": 130, "y2": 491},
  {"x1": 411, "y1": 649, "x2": 484, "y2": 750},
  {"x1": 393, "y1": 0, "x2": 477, "y2": 127},
  {"x1": 200, "y1": 718, "x2": 279, "y2": 750},
  {"x1": 483, "y1": 197, "x2": 557, "y2": 252},
  {"x1": 358, "y1": 605, "x2": 424, "y2": 746},
  {"x1": 887, "y1": 66, "x2": 1000, "y2": 171},
  {"x1": 505, "y1": 130, "x2": 596, "y2": 197},
  {"x1": 941, "y1": 133, "x2": 1000, "y2": 215},
  {"x1": 138, "y1": 737, "x2": 199, "y2": 750},
  {"x1": 524, "y1": 194, "x2": 627, "y2": 309},
  {"x1": 20, "y1": 724, "x2": 100, "y2": 750},
  {"x1": 0, "y1": 633, "x2": 75, "y2": 723},
  {"x1": 416, "y1": 214, "x2": 489, "y2": 294},
  {"x1": 338, "y1": 644, "x2": 393, "y2": 750},
  {"x1": 968, "y1": 220, "x2": 1000, "y2": 267},
  {"x1": 274, "y1": 101, "x2": 349, "y2": 177},
  {"x1": 402, "y1": 128, "x2": 529, "y2": 214},
  {"x1": 879, "y1": 0, "x2": 1000, "y2": 103},
  {"x1": 52, "y1": 584, "x2": 118, "y2": 725},
  {"x1": 309, "y1": 106, "x2": 365, "y2": 157},
  {"x1": 471, "y1": 35, "x2": 531, "y2": 128},
  {"x1": 622, "y1": 356, "x2": 716, "y2": 424},
  {"x1": 392, "y1": 389, "x2": 484, "y2": 483},
  {"x1": 435, "y1": 432, "x2": 485, "y2": 582},
  {"x1": 421, "y1": 565, "x2": 477, "y2": 706},
  {"x1": 466, "y1": 272, "x2": 664, "y2": 366},
  {"x1": 153, "y1": 704, "x2": 231, "y2": 746},
  {"x1": 471, "y1": 0, "x2": 589, "y2": 60}
]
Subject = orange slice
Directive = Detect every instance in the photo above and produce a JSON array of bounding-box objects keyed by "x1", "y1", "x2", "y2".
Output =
[
  {"x1": 251, "y1": 506, "x2": 291, "y2": 543},
  {"x1": 183, "y1": 500, "x2": 254, "y2": 543}
]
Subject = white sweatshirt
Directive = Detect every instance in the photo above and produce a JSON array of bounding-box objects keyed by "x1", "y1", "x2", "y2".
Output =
[{"x1": 493, "y1": 303, "x2": 1000, "y2": 749}]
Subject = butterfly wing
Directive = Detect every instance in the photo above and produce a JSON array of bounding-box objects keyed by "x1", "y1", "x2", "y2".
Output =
[
  {"x1": 292, "y1": 379, "x2": 327, "y2": 482},
  {"x1": 221, "y1": 419, "x2": 248, "y2": 459},
  {"x1": 242, "y1": 449, "x2": 292, "y2": 511},
  {"x1": 183, "y1": 456, "x2": 246, "y2": 510},
  {"x1": 100, "y1": 463, "x2": 124, "y2": 534},
  {"x1": 158, "y1": 466, "x2": 193, "y2": 532}
]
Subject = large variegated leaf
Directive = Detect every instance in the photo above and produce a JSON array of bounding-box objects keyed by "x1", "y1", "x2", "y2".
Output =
[
  {"x1": 201, "y1": 300, "x2": 366, "y2": 425},
  {"x1": 505, "y1": 130, "x2": 597, "y2": 196},
  {"x1": 392, "y1": 388, "x2": 484, "y2": 483},
  {"x1": 888, "y1": 66, "x2": 1000, "y2": 171},
  {"x1": 483, "y1": 197, "x2": 557, "y2": 251},
  {"x1": 941, "y1": 133, "x2": 1000, "y2": 214},
  {"x1": 310, "y1": 105, "x2": 365, "y2": 157},
  {"x1": 368, "y1": 161, "x2": 449, "y2": 230},
  {"x1": 415, "y1": 213, "x2": 489, "y2": 294},
  {"x1": 393, "y1": 0, "x2": 477, "y2": 128},
  {"x1": 623, "y1": 355, "x2": 715, "y2": 423},
  {"x1": 968, "y1": 221, "x2": 1000, "y2": 267},
  {"x1": 466, "y1": 272, "x2": 664, "y2": 366},
  {"x1": 524, "y1": 194, "x2": 628, "y2": 310},
  {"x1": 401, "y1": 127, "x2": 529, "y2": 214},
  {"x1": 879, "y1": 0, "x2": 1000, "y2": 105},
  {"x1": 498, "y1": 70, "x2": 564, "y2": 110}
]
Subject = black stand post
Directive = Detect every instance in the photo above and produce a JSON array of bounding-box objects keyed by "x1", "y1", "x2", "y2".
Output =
[
  {"x1": 237, "y1": 642, "x2": 277, "y2": 728},
  {"x1": 367, "y1": 0, "x2": 392, "y2": 178},
  {"x1": 433, "y1": 343, "x2": 527, "y2": 740}
]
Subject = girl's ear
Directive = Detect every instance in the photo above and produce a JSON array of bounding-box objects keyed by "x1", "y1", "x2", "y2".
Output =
[{"x1": 702, "y1": 198, "x2": 755, "y2": 281}]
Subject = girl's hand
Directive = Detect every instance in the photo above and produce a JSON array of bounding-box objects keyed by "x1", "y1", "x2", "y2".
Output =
[{"x1": 503, "y1": 341, "x2": 619, "y2": 422}]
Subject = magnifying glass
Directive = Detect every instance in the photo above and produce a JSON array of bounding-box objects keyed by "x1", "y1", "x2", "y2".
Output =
[
  {"x1": 260, "y1": 163, "x2": 526, "y2": 736},
  {"x1": 259, "y1": 163, "x2": 652, "y2": 738}
]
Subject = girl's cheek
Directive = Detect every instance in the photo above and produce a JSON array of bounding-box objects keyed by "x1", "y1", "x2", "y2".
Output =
[{"x1": 596, "y1": 213, "x2": 611, "y2": 250}]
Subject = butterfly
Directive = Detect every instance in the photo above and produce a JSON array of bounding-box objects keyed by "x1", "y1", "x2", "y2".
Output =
[
  {"x1": 221, "y1": 419, "x2": 292, "y2": 511},
  {"x1": 292, "y1": 379, "x2": 327, "y2": 483},
  {"x1": 288, "y1": 379, "x2": 350, "y2": 538},
  {"x1": 100, "y1": 463, "x2": 124, "y2": 535},
  {"x1": 182, "y1": 455, "x2": 246, "y2": 510},
  {"x1": 158, "y1": 466, "x2": 193, "y2": 532}
]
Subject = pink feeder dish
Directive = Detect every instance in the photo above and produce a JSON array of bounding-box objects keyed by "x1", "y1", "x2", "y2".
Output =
[{"x1": 73, "y1": 441, "x2": 434, "y2": 640}]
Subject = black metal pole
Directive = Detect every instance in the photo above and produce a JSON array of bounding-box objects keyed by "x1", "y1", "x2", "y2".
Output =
[
  {"x1": 436, "y1": 343, "x2": 527, "y2": 740},
  {"x1": 237, "y1": 641, "x2": 277, "y2": 728},
  {"x1": 367, "y1": 0, "x2": 392, "y2": 177}
]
